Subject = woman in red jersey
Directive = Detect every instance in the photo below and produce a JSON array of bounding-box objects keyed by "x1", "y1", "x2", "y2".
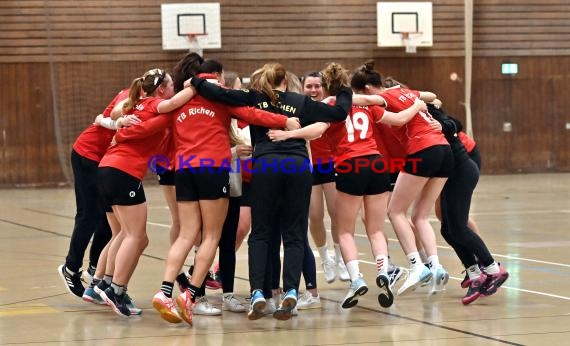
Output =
[
  {"x1": 268, "y1": 62, "x2": 427, "y2": 310},
  {"x1": 57, "y1": 88, "x2": 129, "y2": 299},
  {"x1": 96, "y1": 68, "x2": 196, "y2": 317},
  {"x1": 151, "y1": 59, "x2": 299, "y2": 326},
  {"x1": 351, "y1": 61, "x2": 452, "y2": 296}
]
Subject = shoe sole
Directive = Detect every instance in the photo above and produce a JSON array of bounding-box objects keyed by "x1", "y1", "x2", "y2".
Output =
[
  {"x1": 152, "y1": 300, "x2": 183, "y2": 324},
  {"x1": 273, "y1": 296, "x2": 297, "y2": 321},
  {"x1": 376, "y1": 275, "x2": 394, "y2": 308},
  {"x1": 82, "y1": 295, "x2": 106, "y2": 305},
  {"x1": 462, "y1": 291, "x2": 481, "y2": 305},
  {"x1": 175, "y1": 295, "x2": 193, "y2": 325},
  {"x1": 297, "y1": 302, "x2": 321, "y2": 310},
  {"x1": 460, "y1": 279, "x2": 472, "y2": 289},
  {"x1": 397, "y1": 272, "x2": 433, "y2": 296},
  {"x1": 248, "y1": 300, "x2": 266, "y2": 320},
  {"x1": 341, "y1": 285, "x2": 368, "y2": 309}
]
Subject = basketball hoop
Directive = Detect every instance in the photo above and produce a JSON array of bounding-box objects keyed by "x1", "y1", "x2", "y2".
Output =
[
  {"x1": 401, "y1": 32, "x2": 422, "y2": 54},
  {"x1": 185, "y1": 33, "x2": 206, "y2": 56}
]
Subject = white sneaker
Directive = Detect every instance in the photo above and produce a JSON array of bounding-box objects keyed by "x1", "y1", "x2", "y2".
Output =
[
  {"x1": 297, "y1": 291, "x2": 321, "y2": 310},
  {"x1": 264, "y1": 297, "x2": 277, "y2": 315},
  {"x1": 322, "y1": 259, "x2": 337, "y2": 283},
  {"x1": 397, "y1": 266, "x2": 433, "y2": 296},
  {"x1": 337, "y1": 260, "x2": 351, "y2": 282},
  {"x1": 341, "y1": 277, "x2": 368, "y2": 309},
  {"x1": 152, "y1": 291, "x2": 182, "y2": 324},
  {"x1": 193, "y1": 296, "x2": 222, "y2": 316},
  {"x1": 222, "y1": 293, "x2": 246, "y2": 313}
]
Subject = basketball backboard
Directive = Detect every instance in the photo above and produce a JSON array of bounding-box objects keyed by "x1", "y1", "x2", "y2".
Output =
[
  {"x1": 161, "y1": 3, "x2": 221, "y2": 51},
  {"x1": 377, "y1": 2, "x2": 433, "y2": 49}
]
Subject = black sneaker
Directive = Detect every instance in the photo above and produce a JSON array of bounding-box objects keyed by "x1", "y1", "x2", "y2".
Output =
[
  {"x1": 100, "y1": 287, "x2": 131, "y2": 317},
  {"x1": 57, "y1": 264, "x2": 85, "y2": 298},
  {"x1": 94, "y1": 279, "x2": 110, "y2": 295}
]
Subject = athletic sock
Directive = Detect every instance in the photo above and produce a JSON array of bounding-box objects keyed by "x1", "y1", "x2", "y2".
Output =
[{"x1": 161, "y1": 281, "x2": 174, "y2": 298}]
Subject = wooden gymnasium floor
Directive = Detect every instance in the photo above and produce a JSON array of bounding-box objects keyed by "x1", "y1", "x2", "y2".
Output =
[{"x1": 0, "y1": 173, "x2": 569, "y2": 345}]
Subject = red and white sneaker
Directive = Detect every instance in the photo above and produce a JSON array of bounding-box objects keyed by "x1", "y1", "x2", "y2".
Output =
[
  {"x1": 481, "y1": 265, "x2": 509, "y2": 296},
  {"x1": 461, "y1": 273, "x2": 487, "y2": 305},
  {"x1": 175, "y1": 289, "x2": 194, "y2": 325},
  {"x1": 152, "y1": 291, "x2": 182, "y2": 324}
]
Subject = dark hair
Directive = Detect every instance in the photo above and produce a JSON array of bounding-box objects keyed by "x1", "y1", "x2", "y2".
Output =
[
  {"x1": 350, "y1": 59, "x2": 383, "y2": 91},
  {"x1": 123, "y1": 68, "x2": 168, "y2": 113},
  {"x1": 172, "y1": 52, "x2": 204, "y2": 93},
  {"x1": 383, "y1": 76, "x2": 409, "y2": 89},
  {"x1": 198, "y1": 59, "x2": 224, "y2": 74},
  {"x1": 321, "y1": 62, "x2": 349, "y2": 96},
  {"x1": 300, "y1": 71, "x2": 322, "y2": 87}
]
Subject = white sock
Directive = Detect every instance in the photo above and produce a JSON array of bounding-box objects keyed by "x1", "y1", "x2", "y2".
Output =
[
  {"x1": 406, "y1": 251, "x2": 423, "y2": 269},
  {"x1": 418, "y1": 248, "x2": 428, "y2": 263},
  {"x1": 375, "y1": 255, "x2": 389, "y2": 276},
  {"x1": 317, "y1": 245, "x2": 329, "y2": 262},
  {"x1": 467, "y1": 264, "x2": 482, "y2": 280},
  {"x1": 427, "y1": 255, "x2": 441, "y2": 270},
  {"x1": 334, "y1": 243, "x2": 342, "y2": 263},
  {"x1": 345, "y1": 260, "x2": 361, "y2": 282},
  {"x1": 483, "y1": 262, "x2": 500, "y2": 275}
]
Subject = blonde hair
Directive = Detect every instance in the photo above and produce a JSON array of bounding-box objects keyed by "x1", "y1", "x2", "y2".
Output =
[
  {"x1": 286, "y1": 72, "x2": 302, "y2": 94},
  {"x1": 320, "y1": 62, "x2": 349, "y2": 96},
  {"x1": 249, "y1": 63, "x2": 287, "y2": 106},
  {"x1": 123, "y1": 68, "x2": 168, "y2": 113}
]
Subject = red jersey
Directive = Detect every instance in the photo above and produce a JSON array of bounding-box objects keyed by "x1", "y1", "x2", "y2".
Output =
[
  {"x1": 325, "y1": 104, "x2": 384, "y2": 165},
  {"x1": 99, "y1": 97, "x2": 169, "y2": 180},
  {"x1": 72, "y1": 88, "x2": 129, "y2": 162},
  {"x1": 310, "y1": 136, "x2": 334, "y2": 165},
  {"x1": 156, "y1": 127, "x2": 176, "y2": 170},
  {"x1": 173, "y1": 95, "x2": 288, "y2": 169},
  {"x1": 458, "y1": 131, "x2": 476, "y2": 153},
  {"x1": 374, "y1": 122, "x2": 406, "y2": 160},
  {"x1": 380, "y1": 87, "x2": 448, "y2": 155}
]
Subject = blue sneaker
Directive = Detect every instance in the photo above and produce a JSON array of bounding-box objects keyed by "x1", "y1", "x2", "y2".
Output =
[
  {"x1": 429, "y1": 266, "x2": 450, "y2": 295},
  {"x1": 273, "y1": 288, "x2": 297, "y2": 321},
  {"x1": 247, "y1": 290, "x2": 266, "y2": 321},
  {"x1": 376, "y1": 274, "x2": 393, "y2": 308},
  {"x1": 341, "y1": 277, "x2": 368, "y2": 309},
  {"x1": 82, "y1": 287, "x2": 106, "y2": 305},
  {"x1": 397, "y1": 266, "x2": 432, "y2": 296}
]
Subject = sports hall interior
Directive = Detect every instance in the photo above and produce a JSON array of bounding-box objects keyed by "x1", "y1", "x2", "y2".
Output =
[{"x1": 0, "y1": 1, "x2": 568, "y2": 345}]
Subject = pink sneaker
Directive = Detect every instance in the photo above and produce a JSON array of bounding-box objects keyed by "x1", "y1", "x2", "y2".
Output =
[
  {"x1": 461, "y1": 274, "x2": 487, "y2": 305},
  {"x1": 481, "y1": 265, "x2": 509, "y2": 296}
]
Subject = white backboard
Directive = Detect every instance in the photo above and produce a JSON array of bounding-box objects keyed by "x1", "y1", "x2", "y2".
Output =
[
  {"x1": 161, "y1": 3, "x2": 221, "y2": 50},
  {"x1": 377, "y1": 2, "x2": 433, "y2": 47}
]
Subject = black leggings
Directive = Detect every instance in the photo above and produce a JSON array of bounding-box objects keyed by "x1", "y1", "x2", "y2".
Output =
[
  {"x1": 66, "y1": 150, "x2": 112, "y2": 272},
  {"x1": 249, "y1": 154, "x2": 312, "y2": 293},
  {"x1": 440, "y1": 158, "x2": 494, "y2": 268},
  {"x1": 218, "y1": 196, "x2": 240, "y2": 293}
]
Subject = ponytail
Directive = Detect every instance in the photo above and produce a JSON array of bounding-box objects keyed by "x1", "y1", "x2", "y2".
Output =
[{"x1": 123, "y1": 77, "x2": 143, "y2": 113}]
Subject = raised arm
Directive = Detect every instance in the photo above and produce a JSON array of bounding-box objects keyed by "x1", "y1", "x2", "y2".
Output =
[
  {"x1": 352, "y1": 94, "x2": 386, "y2": 107},
  {"x1": 114, "y1": 115, "x2": 172, "y2": 143},
  {"x1": 191, "y1": 77, "x2": 254, "y2": 106},
  {"x1": 302, "y1": 86, "x2": 352, "y2": 123},
  {"x1": 157, "y1": 87, "x2": 196, "y2": 114},
  {"x1": 419, "y1": 91, "x2": 437, "y2": 103},
  {"x1": 229, "y1": 106, "x2": 300, "y2": 131},
  {"x1": 267, "y1": 122, "x2": 330, "y2": 142},
  {"x1": 378, "y1": 99, "x2": 427, "y2": 127}
]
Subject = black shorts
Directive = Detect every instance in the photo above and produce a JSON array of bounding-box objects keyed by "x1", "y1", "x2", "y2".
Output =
[
  {"x1": 175, "y1": 168, "x2": 230, "y2": 201},
  {"x1": 388, "y1": 171, "x2": 399, "y2": 192},
  {"x1": 240, "y1": 182, "x2": 252, "y2": 207},
  {"x1": 404, "y1": 145, "x2": 454, "y2": 178},
  {"x1": 335, "y1": 155, "x2": 391, "y2": 196},
  {"x1": 312, "y1": 161, "x2": 335, "y2": 186},
  {"x1": 97, "y1": 167, "x2": 146, "y2": 209},
  {"x1": 157, "y1": 166, "x2": 175, "y2": 186},
  {"x1": 469, "y1": 146, "x2": 482, "y2": 170}
]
